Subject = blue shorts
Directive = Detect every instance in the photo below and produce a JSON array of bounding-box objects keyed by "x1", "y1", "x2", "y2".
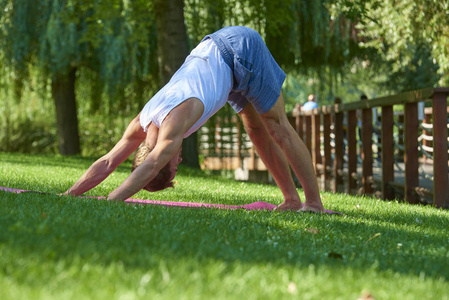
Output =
[{"x1": 203, "y1": 26, "x2": 286, "y2": 114}]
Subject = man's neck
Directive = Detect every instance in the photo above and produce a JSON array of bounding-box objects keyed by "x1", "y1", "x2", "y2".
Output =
[{"x1": 145, "y1": 122, "x2": 159, "y2": 148}]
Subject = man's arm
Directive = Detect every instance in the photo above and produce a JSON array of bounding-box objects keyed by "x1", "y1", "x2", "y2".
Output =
[
  {"x1": 107, "y1": 98, "x2": 204, "y2": 200},
  {"x1": 64, "y1": 114, "x2": 146, "y2": 196}
]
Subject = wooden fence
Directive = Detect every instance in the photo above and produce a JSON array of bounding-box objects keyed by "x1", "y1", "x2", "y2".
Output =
[
  {"x1": 290, "y1": 87, "x2": 449, "y2": 208},
  {"x1": 199, "y1": 87, "x2": 449, "y2": 208}
]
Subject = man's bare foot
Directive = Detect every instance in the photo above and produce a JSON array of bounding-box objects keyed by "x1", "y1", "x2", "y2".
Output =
[
  {"x1": 274, "y1": 200, "x2": 303, "y2": 212},
  {"x1": 300, "y1": 202, "x2": 325, "y2": 213}
]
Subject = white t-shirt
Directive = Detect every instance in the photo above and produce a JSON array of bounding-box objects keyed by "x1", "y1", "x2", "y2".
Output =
[{"x1": 140, "y1": 39, "x2": 233, "y2": 137}]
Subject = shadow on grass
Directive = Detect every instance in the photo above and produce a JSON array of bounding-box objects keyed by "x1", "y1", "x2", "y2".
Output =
[{"x1": 1, "y1": 191, "x2": 448, "y2": 283}]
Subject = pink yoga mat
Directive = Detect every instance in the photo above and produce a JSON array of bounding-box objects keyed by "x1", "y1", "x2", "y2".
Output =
[{"x1": 0, "y1": 187, "x2": 341, "y2": 214}]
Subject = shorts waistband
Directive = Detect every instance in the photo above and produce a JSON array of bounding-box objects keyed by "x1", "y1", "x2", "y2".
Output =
[{"x1": 201, "y1": 35, "x2": 234, "y2": 71}]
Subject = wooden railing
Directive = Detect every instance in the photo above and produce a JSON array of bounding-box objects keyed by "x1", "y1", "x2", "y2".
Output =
[
  {"x1": 199, "y1": 114, "x2": 252, "y2": 171},
  {"x1": 290, "y1": 87, "x2": 449, "y2": 208}
]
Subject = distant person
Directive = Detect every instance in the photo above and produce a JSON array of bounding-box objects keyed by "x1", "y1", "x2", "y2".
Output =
[
  {"x1": 302, "y1": 94, "x2": 319, "y2": 111},
  {"x1": 62, "y1": 26, "x2": 325, "y2": 213}
]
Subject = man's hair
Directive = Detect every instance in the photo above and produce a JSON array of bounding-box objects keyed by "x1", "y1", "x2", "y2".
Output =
[{"x1": 131, "y1": 145, "x2": 175, "y2": 192}]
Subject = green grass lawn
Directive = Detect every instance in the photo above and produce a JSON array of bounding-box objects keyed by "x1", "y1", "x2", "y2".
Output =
[{"x1": 0, "y1": 152, "x2": 448, "y2": 299}]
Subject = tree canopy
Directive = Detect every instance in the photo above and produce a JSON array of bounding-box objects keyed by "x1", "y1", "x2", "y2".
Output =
[
  {"x1": 1, "y1": 0, "x2": 159, "y2": 154},
  {"x1": 0, "y1": 0, "x2": 448, "y2": 155},
  {"x1": 1, "y1": 0, "x2": 159, "y2": 106},
  {"x1": 347, "y1": 0, "x2": 449, "y2": 87}
]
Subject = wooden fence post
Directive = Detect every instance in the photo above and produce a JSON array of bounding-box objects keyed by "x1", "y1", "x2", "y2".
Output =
[
  {"x1": 381, "y1": 105, "x2": 395, "y2": 200},
  {"x1": 296, "y1": 114, "x2": 304, "y2": 139},
  {"x1": 293, "y1": 103, "x2": 303, "y2": 139},
  {"x1": 375, "y1": 110, "x2": 382, "y2": 160},
  {"x1": 347, "y1": 110, "x2": 358, "y2": 193},
  {"x1": 323, "y1": 112, "x2": 332, "y2": 190},
  {"x1": 404, "y1": 102, "x2": 419, "y2": 204},
  {"x1": 333, "y1": 110, "x2": 344, "y2": 193},
  {"x1": 312, "y1": 111, "x2": 321, "y2": 174},
  {"x1": 305, "y1": 115, "x2": 312, "y2": 153},
  {"x1": 236, "y1": 117, "x2": 243, "y2": 169},
  {"x1": 362, "y1": 108, "x2": 373, "y2": 194},
  {"x1": 432, "y1": 90, "x2": 449, "y2": 208},
  {"x1": 397, "y1": 113, "x2": 405, "y2": 159}
]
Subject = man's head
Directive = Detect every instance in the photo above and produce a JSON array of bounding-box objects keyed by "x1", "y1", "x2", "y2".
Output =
[
  {"x1": 131, "y1": 145, "x2": 182, "y2": 192},
  {"x1": 308, "y1": 94, "x2": 316, "y2": 102}
]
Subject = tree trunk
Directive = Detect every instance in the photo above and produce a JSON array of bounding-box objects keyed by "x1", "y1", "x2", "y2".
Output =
[
  {"x1": 154, "y1": 0, "x2": 200, "y2": 168},
  {"x1": 51, "y1": 68, "x2": 80, "y2": 155}
]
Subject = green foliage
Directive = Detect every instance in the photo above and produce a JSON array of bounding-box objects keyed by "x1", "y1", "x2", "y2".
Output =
[
  {"x1": 383, "y1": 43, "x2": 440, "y2": 91},
  {"x1": 0, "y1": 68, "x2": 132, "y2": 156},
  {"x1": 39, "y1": 1, "x2": 80, "y2": 76},
  {"x1": 0, "y1": 1, "x2": 48, "y2": 72},
  {"x1": 1, "y1": 0, "x2": 159, "y2": 106},
  {"x1": 184, "y1": 0, "x2": 225, "y2": 45},
  {"x1": 348, "y1": 0, "x2": 449, "y2": 87},
  {"x1": 0, "y1": 65, "x2": 57, "y2": 154},
  {"x1": 78, "y1": 115, "x2": 132, "y2": 157},
  {"x1": 0, "y1": 115, "x2": 57, "y2": 154},
  {"x1": 185, "y1": 0, "x2": 360, "y2": 72},
  {"x1": 1, "y1": 153, "x2": 449, "y2": 299}
]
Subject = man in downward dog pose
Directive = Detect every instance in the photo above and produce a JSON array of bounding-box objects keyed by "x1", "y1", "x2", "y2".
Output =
[{"x1": 63, "y1": 26, "x2": 325, "y2": 213}]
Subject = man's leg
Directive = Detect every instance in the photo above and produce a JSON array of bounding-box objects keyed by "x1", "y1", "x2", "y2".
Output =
[
  {"x1": 238, "y1": 104, "x2": 302, "y2": 211},
  {"x1": 259, "y1": 93, "x2": 324, "y2": 212}
]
